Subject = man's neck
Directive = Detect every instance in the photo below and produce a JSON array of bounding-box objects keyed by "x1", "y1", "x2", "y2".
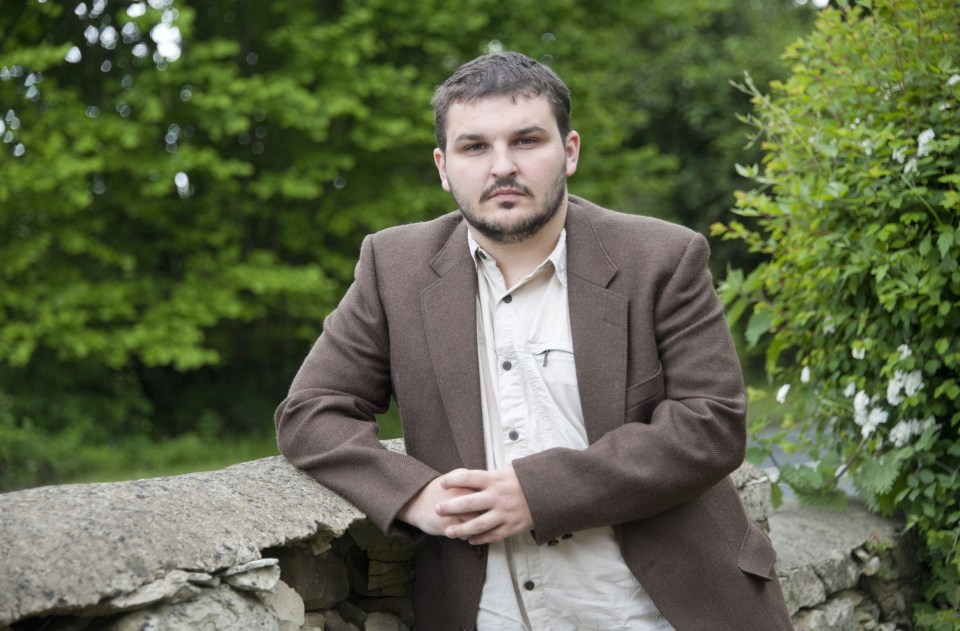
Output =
[{"x1": 473, "y1": 202, "x2": 567, "y2": 289}]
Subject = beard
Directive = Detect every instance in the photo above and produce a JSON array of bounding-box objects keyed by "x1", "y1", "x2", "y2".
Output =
[{"x1": 450, "y1": 170, "x2": 567, "y2": 245}]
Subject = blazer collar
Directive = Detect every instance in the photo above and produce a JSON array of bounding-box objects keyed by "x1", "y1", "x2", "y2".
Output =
[
  {"x1": 421, "y1": 198, "x2": 628, "y2": 465},
  {"x1": 428, "y1": 196, "x2": 620, "y2": 287},
  {"x1": 565, "y1": 196, "x2": 619, "y2": 289}
]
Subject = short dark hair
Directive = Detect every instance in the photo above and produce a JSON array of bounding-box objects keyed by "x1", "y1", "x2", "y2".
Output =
[{"x1": 431, "y1": 52, "x2": 572, "y2": 151}]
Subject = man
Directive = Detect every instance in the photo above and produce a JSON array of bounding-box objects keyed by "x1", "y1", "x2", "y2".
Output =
[{"x1": 276, "y1": 52, "x2": 792, "y2": 630}]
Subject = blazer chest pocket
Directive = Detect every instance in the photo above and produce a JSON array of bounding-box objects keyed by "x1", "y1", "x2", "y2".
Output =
[{"x1": 624, "y1": 364, "x2": 664, "y2": 423}]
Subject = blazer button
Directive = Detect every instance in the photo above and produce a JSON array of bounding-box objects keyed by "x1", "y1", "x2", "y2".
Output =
[
  {"x1": 523, "y1": 580, "x2": 536, "y2": 590},
  {"x1": 502, "y1": 360, "x2": 512, "y2": 370},
  {"x1": 547, "y1": 538, "x2": 559, "y2": 546},
  {"x1": 472, "y1": 545, "x2": 485, "y2": 558},
  {"x1": 508, "y1": 430, "x2": 520, "y2": 441}
]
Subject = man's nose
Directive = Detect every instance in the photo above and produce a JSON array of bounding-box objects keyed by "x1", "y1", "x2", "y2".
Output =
[{"x1": 490, "y1": 146, "x2": 518, "y2": 179}]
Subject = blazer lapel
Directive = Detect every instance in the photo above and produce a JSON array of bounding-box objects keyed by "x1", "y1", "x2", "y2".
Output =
[
  {"x1": 420, "y1": 221, "x2": 487, "y2": 470},
  {"x1": 565, "y1": 200, "x2": 630, "y2": 444}
]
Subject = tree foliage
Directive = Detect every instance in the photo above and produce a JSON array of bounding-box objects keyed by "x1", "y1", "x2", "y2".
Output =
[
  {"x1": 0, "y1": 0, "x2": 813, "y2": 489},
  {"x1": 714, "y1": 0, "x2": 959, "y2": 624}
]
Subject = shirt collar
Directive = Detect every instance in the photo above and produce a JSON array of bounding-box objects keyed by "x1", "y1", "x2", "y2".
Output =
[{"x1": 466, "y1": 228, "x2": 568, "y2": 288}]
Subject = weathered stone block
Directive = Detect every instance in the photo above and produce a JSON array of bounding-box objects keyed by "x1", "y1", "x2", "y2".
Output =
[
  {"x1": 222, "y1": 558, "x2": 281, "y2": 592},
  {"x1": 792, "y1": 593, "x2": 857, "y2": 631},
  {"x1": 304, "y1": 611, "x2": 327, "y2": 629},
  {"x1": 0, "y1": 456, "x2": 364, "y2": 626},
  {"x1": 335, "y1": 600, "x2": 367, "y2": 628},
  {"x1": 365, "y1": 611, "x2": 410, "y2": 631},
  {"x1": 731, "y1": 463, "x2": 774, "y2": 526},
  {"x1": 259, "y1": 579, "x2": 305, "y2": 631},
  {"x1": 813, "y1": 550, "x2": 860, "y2": 593},
  {"x1": 860, "y1": 574, "x2": 917, "y2": 621},
  {"x1": 357, "y1": 597, "x2": 415, "y2": 629},
  {"x1": 323, "y1": 609, "x2": 360, "y2": 631},
  {"x1": 368, "y1": 560, "x2": 414, "y2": 591},
  {"x1": 272, "y1": 547, "x2": 349, "y2": 610},
  {"x1": 781, "y1": 566, "x2": 827, "y2": 615},
  {"x1": 105, "y1": 584, "x2": 279, "y2": 631}
]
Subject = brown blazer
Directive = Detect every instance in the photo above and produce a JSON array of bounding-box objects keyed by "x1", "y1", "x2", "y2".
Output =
[{"x1": 276, "y1": 196, "x2": 792, "y2": 630}]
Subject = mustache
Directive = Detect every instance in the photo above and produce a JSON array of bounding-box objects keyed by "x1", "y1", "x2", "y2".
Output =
[{"x1": 481, "y1": 178, "x2": 533, "y2": 201}]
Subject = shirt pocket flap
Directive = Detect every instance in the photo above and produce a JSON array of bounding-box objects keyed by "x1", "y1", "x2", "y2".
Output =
[
  {"x1": 738, "y1": 522, "x2": 777, "y2": 581},
  {"x1": 526, "y1": 340, "x2": 574, "y2": 356}
]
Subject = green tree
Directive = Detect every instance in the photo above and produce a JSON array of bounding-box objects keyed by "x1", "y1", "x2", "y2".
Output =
[
  {"x1": 1, "y1": 0, "x2": 813, "y2": 488},
  {"x1": 715, "y1": 1, "x2": 959, "y2": 625}
]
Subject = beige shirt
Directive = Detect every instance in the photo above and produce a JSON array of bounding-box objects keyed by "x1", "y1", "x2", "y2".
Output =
[{"x1": 469, "y1": 230, "x2": 674, "y2": 631}]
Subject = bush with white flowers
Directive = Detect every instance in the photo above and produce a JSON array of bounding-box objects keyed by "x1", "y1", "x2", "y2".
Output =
[{"x1": 713, "y1": 0, "x2": 959, "y2": 625}]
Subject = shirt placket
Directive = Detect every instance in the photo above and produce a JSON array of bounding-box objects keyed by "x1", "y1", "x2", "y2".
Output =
[{"x1": 493, "y1": 286, "x2": 531, "y2": 463}]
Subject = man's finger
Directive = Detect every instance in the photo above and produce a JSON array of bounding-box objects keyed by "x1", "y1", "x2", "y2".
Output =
[
  {"x1": 435, "y1": 490, "x2": 490, "y2": 517},
  {"x1": 440, "y1": 468, "x2": 490, "y2": 490},
  {"x1": 444, "y1": 511, "x2": 500, "y2": 540}
]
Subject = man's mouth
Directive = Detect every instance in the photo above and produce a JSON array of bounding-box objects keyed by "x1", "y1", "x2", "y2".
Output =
[{"x1": 482, "y1": 182, "x2": 532, "y2": 202}]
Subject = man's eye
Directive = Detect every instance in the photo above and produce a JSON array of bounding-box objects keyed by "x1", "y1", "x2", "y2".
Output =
[{"x1": 465, "y1": 144, "x2": 485, "y2": 152}]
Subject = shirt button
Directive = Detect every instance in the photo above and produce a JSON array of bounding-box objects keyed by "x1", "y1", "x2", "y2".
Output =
[
  {"x1": 502, "y1": 360, "x2": 512, "y2": 370},
  {"x1": 561, "y1": 533, "x2": 573, "y2": 539},
  {"x1": 523, "y1": 580, "x2": 536, "y2": 591},
  {"x1": 547, "y1": 539, "x2": 559, "y2": 546},
  {"x1": 508, "y1": 430, "x2": 519, "y2": 441},
  {"x1": 503, "y1": 294, "x2": 513, "y2": 303}
]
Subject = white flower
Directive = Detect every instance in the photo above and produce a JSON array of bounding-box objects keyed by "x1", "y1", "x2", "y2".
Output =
[
  {"x1": 889, "y1": 420, "x2": 912, "y2": 447},
  {"x1": 917, "y1": 129, "x2": 936, "y2": 158},
  {"x1": 892, "y1": 146, "x2": 908, "y2": 164},
  {"x1": 897, "y1": 344, "x2": 912, "y2": 360},
  {"x1": 903, "y1": 370, "x2": 924, "y2": 397},
  {"x1": 868, "y1": 407, "x2": 889, "y2": 427},
  {"x1": 860, "y1": 407, "x2": 889, "y2": 438},
  {"x1": 801, "y1": 366, "x2": 811, "y2": 384},
  {"x1": 887, "y1": 370, "x2": 905, "y2": 406},
  {"x1": 776, "y1": 384, "x2": 791, "y2": 404},
  {"x1": 822, "y1": 316, "x2": 836, "y2": 335},
  {"x1": 852, "y1": 346, "x2": 866, "y2": 360},
  {"x1": 843, "y1": 382, "x2": 857, "y2": 398},
  {"x1": 947, "y1": 74, "x2": 960, "y2": 87},
  {"x1": 853, "y1": 390, "x2": 870, "y2": 427},
  {"x1": 890, "y1": 416, "x2": 937, "y2": 447},
  {"x1": 903, "y1": 158, "x2": 918, "y2": 175}
]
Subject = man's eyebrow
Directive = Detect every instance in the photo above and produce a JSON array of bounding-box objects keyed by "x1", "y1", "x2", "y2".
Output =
[
  {"x1": 452, "y1": 126, "x2": 551, "y2": 145},
  {"x1": 452, "y1": 133, "x2": 485, "y2": 144},
  {"x1": 515, "y1": 125, "x2": 549, "y2": 136}
]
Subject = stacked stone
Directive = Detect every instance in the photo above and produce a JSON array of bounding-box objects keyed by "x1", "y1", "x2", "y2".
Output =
[
  {"x1": 770, "y1": 502, "x2": 920, "y2": 631},
  {"x1": 0, "y1": 450, "x2": 922, "y2": 631},
  {"x1": 265, "y1": 519, "x2": 415, "y2": 631}
]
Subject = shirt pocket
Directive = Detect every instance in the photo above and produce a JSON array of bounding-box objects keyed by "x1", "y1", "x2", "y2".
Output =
[
  {"x1": 526, "y1": 340, "x2": 578, "y2": 386},
  {"x1": 624, "y1": 364, "x2": 665, "y2": 423}
]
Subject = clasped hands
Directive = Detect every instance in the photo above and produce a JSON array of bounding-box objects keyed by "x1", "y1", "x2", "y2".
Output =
[{"x1": 398, "y1": 466, "x2": 533, "y2": 546}]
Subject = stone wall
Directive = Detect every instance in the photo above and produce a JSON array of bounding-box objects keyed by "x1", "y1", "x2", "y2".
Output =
[{"x1": 0, "y1": 441, "x2": 920, "y2": 630}]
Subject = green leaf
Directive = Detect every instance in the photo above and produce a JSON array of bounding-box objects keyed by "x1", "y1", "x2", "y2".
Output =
[
  {"x1": 745, "y1": 307, "x2": 775, "y2": 349},
  {"x1": 855, "y1": 451, "x2": 905, "y2": 496}
]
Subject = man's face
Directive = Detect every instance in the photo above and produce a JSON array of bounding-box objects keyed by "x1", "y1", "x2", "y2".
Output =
[{"x1": 433, "y1": 95, "x2": 580, "y2": 245}]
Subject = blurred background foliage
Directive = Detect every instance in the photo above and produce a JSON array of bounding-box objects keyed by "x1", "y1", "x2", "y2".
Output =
[{"x1": 0, "y1": 0, "x2": 816, "y2": 489}]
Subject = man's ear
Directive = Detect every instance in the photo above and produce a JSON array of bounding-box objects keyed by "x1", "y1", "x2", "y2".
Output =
[
  {"x1": 564, "y1": 131, "x2": 581, "y2": 177},
  {"x1": 433, "y1": 147, "x2": 450, "y2": 192}
]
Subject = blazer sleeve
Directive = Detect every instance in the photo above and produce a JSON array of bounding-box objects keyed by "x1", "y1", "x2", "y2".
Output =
[
  {"x1": 512, "y1": 232, "x2": 748, "y2": 544},
  {"x1": 274, "y1": 235, "x2": 440, "y2": 538}
]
